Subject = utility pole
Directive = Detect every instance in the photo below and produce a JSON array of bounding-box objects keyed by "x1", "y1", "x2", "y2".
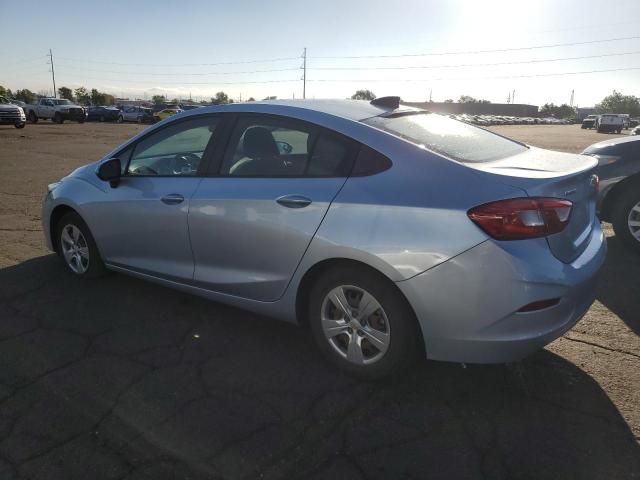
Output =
[
  {"x1": 570, "y1": 89, "x2": 575, "y2": 107},
  {"x1": 429, "y1": 88, "x2": 432, "y2": 102},
  {"x1": 507, "y1": 92, "x2": 511, "y2": 104},
  {"x1": 301, "y1": 47, "x2": 307, "y2": 99},
  {"x1": 48, "y1": 49, "x2": 57, "y2": 98},
  {"x1": 512, "y1": 89, "x2": 516, "y2": 104}
]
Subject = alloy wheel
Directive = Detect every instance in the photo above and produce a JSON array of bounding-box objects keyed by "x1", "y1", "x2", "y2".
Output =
[
  {"x1": 320, "y1": 285, "x2": 390, "y2": 365},
  {"x1": 60, "y1": 224, "x2": 90, "y2": 274},
  {"x1": 628, "y1": 201, "x2": 640, "y2": 243}
]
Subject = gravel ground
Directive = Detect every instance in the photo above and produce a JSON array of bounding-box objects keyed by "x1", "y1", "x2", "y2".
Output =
[{"x1": 0, "y1": 122, "x2": 638, "y2": 479}]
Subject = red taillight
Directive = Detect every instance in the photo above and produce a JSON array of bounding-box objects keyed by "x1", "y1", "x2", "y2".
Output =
[{"x1": 467, "y1": 197, "x2": 572, "y2": 240}]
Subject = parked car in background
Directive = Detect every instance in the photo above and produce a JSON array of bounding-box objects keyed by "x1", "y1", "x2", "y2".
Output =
[
  {"x1": 86, "y1": 106, "x2": 120, "y2": 122},
  {"x1": 596, "y1": 114, "x2": 624, "y2": 134},
  {"x1": 9, "y1": 99, "x2": 26, "y2": 108},
  {"x1": 581, "y1": 115, "x2": 598, "y2": 129},
  {"x1": 583, "y1": 136, "x2": 640, "y2": 253},
  {"x1": 118, "y1": 106, "x2": 154, "y2": 124},
  {"x1": 24, "y1": 98, "x2": 87, "y2": 124},
  {"x1": 629, "y1": 118, "x2": 639, "y2": 128},
  {"x1": 630, "y1": 125, "x2": 640, "y2": 136},
  {"x1": 42, "y1": 98, "x2": 605, "y2": 378},
  {"x1": 153, "y1": 107, "x2": 182, "y2": 122},
  {"x1": 0, "y1": 96, "x2": 26, "y2": 129}
]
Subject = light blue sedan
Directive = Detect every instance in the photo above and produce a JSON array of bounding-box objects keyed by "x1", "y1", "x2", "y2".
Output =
[{"x1": 42, "y1": 97, "x2": 606, "y2": 378}]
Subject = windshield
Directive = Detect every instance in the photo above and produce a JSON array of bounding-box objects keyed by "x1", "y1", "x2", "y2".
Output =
[
  {"x1": 363, "y1": 112, "x2": 528, "y2": 163},
  {"x1": 53, "y1": 99, "x2": 72, "y2": 105}
]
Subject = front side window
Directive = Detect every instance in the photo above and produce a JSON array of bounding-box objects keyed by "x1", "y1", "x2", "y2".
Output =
[
  {"x1": 127, "y1": 116, "x2": 219, "y2": 176},
  {"x1": 364, "y1": 112, "x2": 527, "y2": 163}
]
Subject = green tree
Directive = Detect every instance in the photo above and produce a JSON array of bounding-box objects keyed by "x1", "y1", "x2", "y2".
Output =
[
  {"x1": 458, "y1": 95, "x2": 491, "y2": 104},
  {"x1": 444, "y1": 99, "x2": 454, "y2": 103},
  {"x1": 539, "y1": 103, "x2": 576, "y2": 118},
  {"x1": 262, "y1": 96, "x2": 277, "y2": 101},
  {"x1": 152, "y1": 95, "x2": 166, "y2": 106},
  {"x1": 247, "y1": 97, "x2": 256, "y2": 102},
  {"x1": 595, "y1": 90, "x2": 640, "y2": 116},
  {"x1": 74, "y1": 87, "x2": 90, "y2": 104},
  {"x1": 0, "y1": 85, "x2": 7, "y2": 97},
  {"x1": 14, "y1": 89, "x2": 35, "y2": 104},
  {"x1": 210, "y1": 91, "x2": 231, "y2": 105},
  {"x1": 57, "y1": 86, "x2": 74, "y2": 101},
  {"x1": 351, "y1": 89, "x2": 376, "y2": 101}
]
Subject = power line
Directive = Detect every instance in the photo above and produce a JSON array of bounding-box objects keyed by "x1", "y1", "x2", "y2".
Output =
[
  {"x1": 312, "y1": 50, "x2": 640, "y2": 70},
  {"x1": 54, "y1": 75, "x2": 300, "y2": 86},
  {"x1": 54, "y1": 55, "x2": 300, "y2": 67},
  {"x1": 314, "y1": 35, "x2": 640, "y2": 59},
  {"x1": 54, "y1": 64, "x2": 300, "y2": 76},
  {"x1": 307, "y1": 65, "x2": 640, "y2": 82}
]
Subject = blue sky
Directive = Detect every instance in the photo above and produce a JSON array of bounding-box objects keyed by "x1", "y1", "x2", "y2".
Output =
[{"x1": 2, "y1": 0, "x2": 640, "y2": 106}]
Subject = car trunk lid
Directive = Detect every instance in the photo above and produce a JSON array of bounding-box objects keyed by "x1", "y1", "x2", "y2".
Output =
[{"x1": 468, "y1": 147, "x2": 598, "y2": 263}]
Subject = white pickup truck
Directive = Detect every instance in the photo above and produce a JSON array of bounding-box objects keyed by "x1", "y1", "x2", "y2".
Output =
[
  {"x1": 24, "y1": 98, "x2": 87, "y2": 124},
  {"x1": 596, "y1": 114, "x2": 624, "y2": 134},
  {"x1": 0, "y1": 96, "x2": 26, "y2": 129}
]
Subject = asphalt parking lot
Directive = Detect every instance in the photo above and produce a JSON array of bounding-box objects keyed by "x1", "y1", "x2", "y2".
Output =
[{"x1": 0, "y1": 122, "x2": 639, "y2": 480}]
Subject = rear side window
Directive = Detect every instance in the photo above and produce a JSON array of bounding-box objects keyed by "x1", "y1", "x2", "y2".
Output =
[
  {"x1": 364, "y1": 112, "x2": 527, "y2": 163},
  {"x1": 307, "y1": 133, "x2": 356, "y2": 177}
]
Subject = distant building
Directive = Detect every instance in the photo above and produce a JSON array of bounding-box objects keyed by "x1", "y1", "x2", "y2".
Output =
[
  {"x1": 576, "y1": 107, "x2": 596, "y2": 120},
  {"x1": 402, "y1": 102, "x2": 539, "y2": 117}
]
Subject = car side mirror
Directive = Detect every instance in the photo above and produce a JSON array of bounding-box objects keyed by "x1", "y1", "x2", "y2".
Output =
[{"x1": 97, "y1": 158, "x2": 121, "y2": 188}]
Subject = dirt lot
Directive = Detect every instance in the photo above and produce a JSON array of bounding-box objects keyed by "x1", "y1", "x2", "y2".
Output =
[{"x1": 0, "y1": 122, "x2": 638, "y2": 479}]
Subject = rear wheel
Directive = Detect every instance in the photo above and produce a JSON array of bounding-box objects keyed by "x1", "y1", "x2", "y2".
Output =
[
  {"x1": 53, "y1": 112, "x2": 64, "y2": 124},
  {"x1": 55, "y1": 212, "x2": 107, "y2": 278},
  {"x1": 308, "y1": 266, "x2": 421, "y2": 379},
  {"x1": 117, "y1": 115, "x2": 124, "y2": 123},
  {"x1": 28, "y1": 111, "x2": 38, "y2": 123},
  {"x1": 611, "y1": 184, "x2": 640, "y2": 254}
]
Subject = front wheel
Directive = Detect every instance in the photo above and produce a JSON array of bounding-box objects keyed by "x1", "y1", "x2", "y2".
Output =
[
  {"x1": 611, "y1": 185, "x2": 640, "y2": 254},
  {"x1": 28, "y1": 112, "x2": 38, "y2": 123},
  {"x1": 55, "y1": 212, "x2": 107, "y2": 278},
  {"x1": 53, "y1": 113, "x2": 64, "y2": 124},
  {"x1": 308, "y1": 266, "x2": 421, "y2": 379},
  {"x1": 15, "y1": 123, "x2": 25, "y2": 129},
  {"x1": 117, "y1": 115, "x2": 124, "y2": 123}
]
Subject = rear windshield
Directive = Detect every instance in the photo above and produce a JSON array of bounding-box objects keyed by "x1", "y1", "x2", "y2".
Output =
[{"x1": 363, "y1": 112, "x2": 527, "y2": 163}]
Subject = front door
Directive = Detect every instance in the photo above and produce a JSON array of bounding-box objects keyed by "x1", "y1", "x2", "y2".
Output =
[
  {"x1": 188, "y1": 115, "x2": 358, "y2": 301},
  {"x1": 88, "y1": 115, "x2": 221, "y2": 280}
]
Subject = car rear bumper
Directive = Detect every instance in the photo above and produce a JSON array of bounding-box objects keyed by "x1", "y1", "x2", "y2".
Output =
[{"x1": 397, "y1": 220, "x2": 606, "y2": 364}]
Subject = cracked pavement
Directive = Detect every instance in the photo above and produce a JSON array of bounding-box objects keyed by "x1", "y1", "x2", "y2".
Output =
[{"x1": 0, "y1": 123, "x2": 639, "y2": 479}]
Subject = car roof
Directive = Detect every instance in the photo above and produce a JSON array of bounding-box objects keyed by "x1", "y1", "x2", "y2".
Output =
[{"x1": 184, "y1": 99, "x2": 421, "y2": 122}]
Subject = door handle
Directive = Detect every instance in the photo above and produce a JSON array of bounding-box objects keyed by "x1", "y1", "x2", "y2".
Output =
[
  {"x1": 161, "y1": 193, "x2": 184, "y2": 205},
  {"x1": 276, "y1": 195, "x2": 312, "y2": 209}
]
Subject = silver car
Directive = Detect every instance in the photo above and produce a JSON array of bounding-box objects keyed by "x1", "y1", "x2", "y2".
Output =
[{"x1": 42, "y1": 98, "x2": 606, "y2": 378}]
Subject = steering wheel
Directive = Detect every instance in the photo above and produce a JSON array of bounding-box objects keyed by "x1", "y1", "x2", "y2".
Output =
[
  {"x1": 129, "y1": 165, "x2": 158, "y2": 175},
  {"x1": 173, "y1": 153, "x2": 200, "y2": 175}
]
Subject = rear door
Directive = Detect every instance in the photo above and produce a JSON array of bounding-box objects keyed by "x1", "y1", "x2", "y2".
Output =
[{"x1": 188, "y1": 114, "x2": 359, "y2": 301}]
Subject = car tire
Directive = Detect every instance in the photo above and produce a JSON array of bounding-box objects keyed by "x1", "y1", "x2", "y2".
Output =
[
  {"x1": 99, "y1": 115, "x2": 105, "y2": 122},
  {"x1": 14, "y1": 123, "x2": 25, "y2": 129},
  {"x1": 117, "y1": 115, "x2": 124, "y2": 123},
  {"x1": 55, "y1": 212, "x2": 107, "y2": 278},
  {"x1": 53, "y1": 113, "x2": 64, "y2": 124},
  {"x1": 137, "y1": 116, "x2": 143, "y2": 124},
  {"x1": 28, "y1": 111, "x2": 38, "y2": 123},
  {"x1": 611, "y1": 183, "x2": 640, "y2": 254},
  {"x1": 78, "y1": 118, "x2": 85, "y2": 124},
  {"x1": 308, "y1": 265, "x2": 422, "y2": 379}
]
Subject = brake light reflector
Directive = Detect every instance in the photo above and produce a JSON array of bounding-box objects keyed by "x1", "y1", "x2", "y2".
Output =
[{"x1": 468, "y1": 197, "x2": 572, "y2": 240}]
